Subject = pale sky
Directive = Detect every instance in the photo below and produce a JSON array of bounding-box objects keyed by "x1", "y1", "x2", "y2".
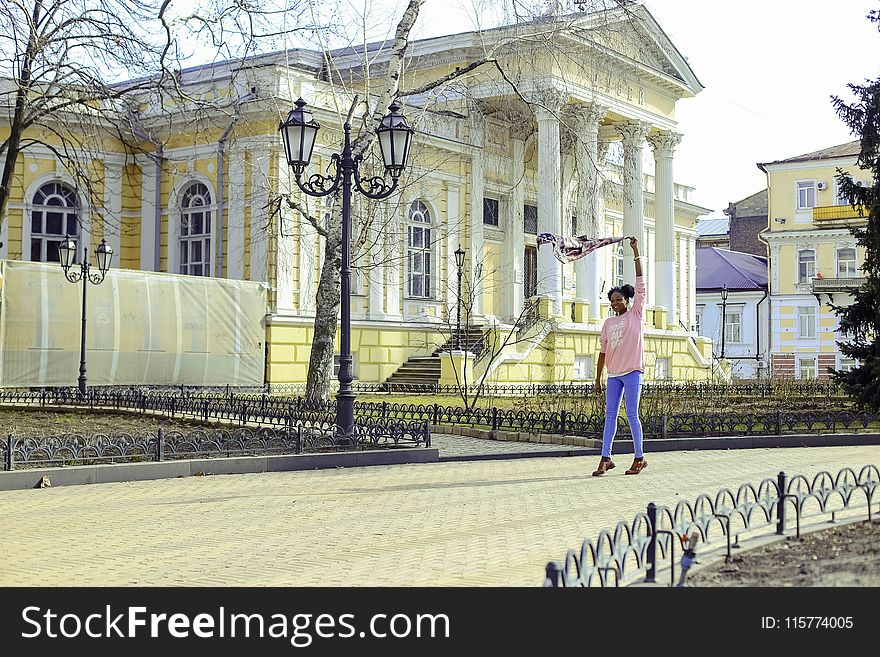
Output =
[{"x1": 408, "y1": 0, "x2": 879, "y2": 217}]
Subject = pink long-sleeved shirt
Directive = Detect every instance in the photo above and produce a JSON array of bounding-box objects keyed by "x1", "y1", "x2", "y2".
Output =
[{"x1": 599, "y1": 275, "x2": 645, "y2": 377}]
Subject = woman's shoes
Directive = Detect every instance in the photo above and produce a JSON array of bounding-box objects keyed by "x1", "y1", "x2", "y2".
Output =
[
  {"x1": 591, "y1": 458, "x2": 615, "y2": 476},
  {"x1": 625, "y1": 458, "x2": 648, "y2": 475}
]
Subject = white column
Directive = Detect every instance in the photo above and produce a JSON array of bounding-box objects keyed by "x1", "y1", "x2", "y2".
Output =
[
  {"x1": 385, "y1": 206, "x2": 402, "y2": 319},
  {"x1": 103, "y1": 160, "x2": 123, "y2": 269},
  {"x1": 616, "y1": 120, "x2": 650, "y2": 283},
  {"x1": 367, "y1": 200, "x2": 387, "y2": 320},
  {"x1": 468, "y1": 119, "x2": 485, "y2": 317},
  {"x1": 536, "y1": 106, "x2": 563, "y2": 314},
  {"x1": 574, "y1": 104, "x2": 607, "y2": 320},
  {"x1": 139, "y1": 158, "x2": 158, "y2": 271},
  {"x1": 249, "y1": 148, "x2": 270, "y2": 283},
  {"x1": 503, "y1": 137, "x2": 526, "y2": 321},
  {"x1": 275, "y1": 199, "x2": 296, "y2": 313},
  {"x1": 647, "y1": 131, "x2": 682, "y2": 326},
  {"x1": 226, "y1": 151, "x2": 246, "y2": 280},
  {"x1": 445, "y1": 184, "x2": 462, "y2": 321}
]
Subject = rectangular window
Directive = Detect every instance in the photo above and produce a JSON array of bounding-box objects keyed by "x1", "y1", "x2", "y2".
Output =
[
  {"x1": 573, "y1": 355, "x2": 593, "y2": 381},
  {"x1": 838, "y1": 358, "x2": 857, "y2": 372},
  {"x1": 798, "y1": 250, "x2": 815, "y2": 283},
  {"x1": 571, "y1": 214, "x2": 578, "y2": 236},
  {"x1": 837, "y1": 248, "x2": 857, "y2": 278},
  {"x1": 333, "y1": 354, "x2": 359, "y2": 379},
  {"x1": 724, "y1": 310, "x2": 742, "y2": 344},
  {"x1": 524, "y1": 245, "x2": 537, "y2": 298},
  {"x1": 407, "y1": 224, "x2": 432, "y2": 299},
  {"x1": 694, "y1": 308, "x2": 703, "y2": 335},
  {"x1": 483, "y1": 197, "x2": 499, "y2": 226},
  {"x1": 798, "y1": 358, "x2": 816, "y2": 379},
  {"x1": 654, "y1": 357, "x2": 670, "y2": 380},
  {"x1": 797, "y1": 181, "x2": 816, "y2": 210},
  {"x1": 798, "y1": 306, "x2": 816, "y2": 339},
  {"x1": 523, "y1": 204, "x2": 538, "y2": 235}
]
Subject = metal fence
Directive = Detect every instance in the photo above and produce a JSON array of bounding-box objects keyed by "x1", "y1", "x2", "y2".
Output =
[
  {"x1": 2, "y1": 418, "x2": 430, "y2": 471},
  {"x1": 1, "y1": 388, "x2": 874, "y2": 440},
  {"x1": 543, "y1": 465, "x2": 880, "y2": 587}
]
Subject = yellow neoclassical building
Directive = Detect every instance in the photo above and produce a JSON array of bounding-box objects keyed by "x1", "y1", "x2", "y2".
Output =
[
  {"x1": 758, "y1": 140, "x2": 870, "y2": 379},
  {"x1": 0, "y1": 7, "x2": 716, "y2": 388}
]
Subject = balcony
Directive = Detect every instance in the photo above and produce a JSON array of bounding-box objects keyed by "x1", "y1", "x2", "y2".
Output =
[
  {"x1": 812, "y1": 204, "x2": 868, "y2": 225},
  {"x1": 811, "y1": 276, "x2": 867, "y2": 293}
]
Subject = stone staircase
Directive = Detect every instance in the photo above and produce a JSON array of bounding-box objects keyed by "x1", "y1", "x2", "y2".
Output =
[{"x1": 382, "y1": 327, "x2": 485, "y2": 390}]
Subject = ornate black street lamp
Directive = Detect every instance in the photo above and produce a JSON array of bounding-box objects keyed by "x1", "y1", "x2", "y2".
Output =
[
  {"x1": 454, "y1": 245, "x2": 465, "y2": 351},
  {"x1": 720, "y1": 284, "x2": 729, "y2": 360},
  {"x1": 279, "y1": 98, "x2": 414, "y2": 443},
  {"x1": 58, "y1": 236, "x2": 113, "y2": 396}
]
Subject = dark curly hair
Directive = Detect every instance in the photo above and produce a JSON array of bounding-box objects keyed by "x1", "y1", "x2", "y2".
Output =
[{"x1": 607, "y1": 284, "x2": 635, "y2": 302}]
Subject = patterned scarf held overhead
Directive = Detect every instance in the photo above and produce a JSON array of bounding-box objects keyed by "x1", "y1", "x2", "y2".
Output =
[{"x1": 537, "y1": 233, "x2": 624, "y2": 264}]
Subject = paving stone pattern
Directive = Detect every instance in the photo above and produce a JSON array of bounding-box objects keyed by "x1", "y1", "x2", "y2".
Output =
[{"x1": 1, "y1": 445, "x2": 877, "y2": 586}]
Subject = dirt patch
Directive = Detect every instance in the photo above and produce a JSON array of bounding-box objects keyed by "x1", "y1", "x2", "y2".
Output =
[
  {"x1": 688, "y1": 519, "x2": 880, "y2": 587},
  {"x1": 0, "y1": 406, "x2": 225, "y2": 437}
]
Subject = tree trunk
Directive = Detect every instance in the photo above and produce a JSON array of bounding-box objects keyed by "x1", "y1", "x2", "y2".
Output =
[{"x1": 305, "y1": 211, "x2": 343, "y2": 401}]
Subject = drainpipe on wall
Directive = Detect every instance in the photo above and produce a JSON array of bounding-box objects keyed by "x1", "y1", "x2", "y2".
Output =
[
  {"x1": 755, "y1": 287, "x2": 769, "y2": 377},
  {"x1": 758, "y1": 229, "x2": 772, "y2": 376}
]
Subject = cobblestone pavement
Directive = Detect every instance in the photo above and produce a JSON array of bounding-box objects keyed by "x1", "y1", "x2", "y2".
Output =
[
  {"x1": 431, "y1": 432, "x2": 591, "y2": 459},
  {"x1": 1, "y1": 445, "x2": 877, "y2": 586}
]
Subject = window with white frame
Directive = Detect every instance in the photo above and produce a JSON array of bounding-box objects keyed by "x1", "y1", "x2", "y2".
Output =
[
  {"x1": 573, "y1": 355, "x2": 593, "y2": 380},
  {"x1": 838, "y1": 358, "x2": 857, "y2": 372},
  {"x1": 406, "y1": 200, "x2": 433, "y2": 298},
  {"x1": 724, "y1": 309, "x2": 743, "y2": 344},
  {"x1": 31, "y1": 182, "x2": 79, "y2": 263},
  {"x1": 654, "y1": 357, "x2": 670, "y2": 380},
  {"x1": 798, "y1": 249, "x2": 815, "y2": 283},
  {"x1": 613, "y1": 243, "x2": 624, "y2": 289},
  {"x1": 333, "y1": 354, "x2": 359, "y2": 379},
  {"x1": 796, "y1": 181, "x2": 816, "y2": 210},
  {"x1": 798, "y1": 306, "x2": 816, "y2": 339},
  {"x1": 798, "y1": 358, "x2": 816, "y2": 379},
  {"x1": 571, "y1": 214, "x2": 578, "y2": 236},
  {"x1": 179, "y1": 182, "x2": 212, "y2": 276},
  {"x1": 835, "y1": 181, "x2": 849, "y2": 206},
  {"x1": 837, "y1": 248, "x2": 858, "y2": 278},
  {"x1": 694, "y1": 307, "x2": 703, "y2": 335}
]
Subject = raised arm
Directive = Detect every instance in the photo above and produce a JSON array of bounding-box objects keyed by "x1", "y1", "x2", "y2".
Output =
[{"x1": 630, "y1": 236, "x2": 642, "y2": 278}]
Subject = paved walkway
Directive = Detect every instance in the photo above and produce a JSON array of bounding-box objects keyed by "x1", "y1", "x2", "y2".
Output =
[
  {"x1": 1, "y1": 445, "x2": 876, "y2": 586},
  {"x1": 431, "y1": 432, "x2": 590, "y2": 459}
]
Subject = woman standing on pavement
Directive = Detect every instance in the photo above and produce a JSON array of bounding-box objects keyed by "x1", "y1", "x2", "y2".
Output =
[{"x1": 591, "y1": 235, "x2": 648, "y2": 476}]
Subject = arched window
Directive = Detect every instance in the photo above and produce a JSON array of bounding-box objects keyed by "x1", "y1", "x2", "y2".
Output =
[
  {"x1": 31, "y1": 182, "x2": 78, "y2": 262},
  {"x1": 180, "y1": 182, "x2": 212, "y2": 276},
  {"x1": 406, "y1": 200, "x2": 433, "y2": 298}
]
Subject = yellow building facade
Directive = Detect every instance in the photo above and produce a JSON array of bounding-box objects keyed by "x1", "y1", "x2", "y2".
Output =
[
  {"x1": 758, "y1": 141, "x2": 869, "y2": 379},
  {"x1": 0, "y1": 7, "x2": 716, "y2": 388}
]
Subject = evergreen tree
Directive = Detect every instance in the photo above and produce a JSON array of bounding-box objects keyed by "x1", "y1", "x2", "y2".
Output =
[{"x1": 830, "y1": 9, "x2": 880, "y2": 410}]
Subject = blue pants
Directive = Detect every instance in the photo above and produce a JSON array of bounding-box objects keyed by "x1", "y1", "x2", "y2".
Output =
[{"x1": 602, "y1": 370, "x2": 644, "y2": 459}]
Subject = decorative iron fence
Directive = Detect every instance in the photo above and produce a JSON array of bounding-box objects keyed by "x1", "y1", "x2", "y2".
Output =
[
  {"x1": 2, "y1": 418, "x2": 430, "y2": 471},
  {"x1": 0, "y1": 388, "x2": 875, "y2": 441},
  {"x1": 543, "y1": 465, "x2": 880, "y2": 587}
]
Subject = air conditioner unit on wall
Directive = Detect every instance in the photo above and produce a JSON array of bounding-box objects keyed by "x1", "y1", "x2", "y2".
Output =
[{"x1": 816, "y1": 181, "x2": 827, "y2": 190}]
